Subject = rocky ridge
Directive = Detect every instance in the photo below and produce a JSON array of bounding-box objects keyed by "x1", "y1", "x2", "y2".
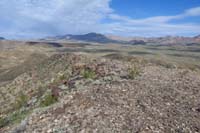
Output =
[{"x1": 0, "y1": 53, "x2": 200, "y2": 132}]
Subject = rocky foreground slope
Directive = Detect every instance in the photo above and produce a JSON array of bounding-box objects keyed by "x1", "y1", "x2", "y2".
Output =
[{"x1": 0, "y1": 53, "x2": 200, "y2": 133}]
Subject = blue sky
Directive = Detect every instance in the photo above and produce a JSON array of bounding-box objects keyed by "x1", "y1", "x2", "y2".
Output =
[
  {"x1": 111, "y1": 0, "x2": 200, "y2": 18},
  {"x1": 0, "y1": 0, "x2": 200, "y2": 39}
]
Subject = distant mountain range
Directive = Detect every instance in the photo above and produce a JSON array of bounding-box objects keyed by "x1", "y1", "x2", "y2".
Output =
[
  {"x1": 138, "y1": 36, "x2": 200, "y2": 46},
  {"x1": 46, "y1": 33, "x2": 200, "y2": 45},
  {"x1": 108, "y1": 35, "x2": 200, "y2": 45}
]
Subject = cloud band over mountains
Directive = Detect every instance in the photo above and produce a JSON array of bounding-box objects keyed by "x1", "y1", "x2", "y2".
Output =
[{"x1": 0, "y1": 0, "x2": 200, "y2": 38}]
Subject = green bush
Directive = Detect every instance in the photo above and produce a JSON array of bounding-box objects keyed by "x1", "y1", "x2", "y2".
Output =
[
  {"x1": 1, "y1": 94, "x2": 29, "y2": 128},
  {"x1": 40, "y1": 93, "x2": 57, "y2": 107},
  {"x1": 0, "y1": 110, "x2": 30, "y2": 128},
  {"x1": 82, "y1": 69, "x2": 96, "y2": 79},
  {"x1": 51, "y1": 72, "x2": 70, "y2": 85},
  {"x1": 15, "y1": 93, "x2": 28, "y2": 110},
  {"x1": 0, "y1": 117, "x2": 9, "y2": 128},
  {"x1": 59, "y1": 74, "x2": 67, "y2": 81},
  {"x1": 9, "y1": 110, "x2": 29, "y2": 124},
  {"x1": 128, "y1": 65, "x2": 140, "y2": 79}
]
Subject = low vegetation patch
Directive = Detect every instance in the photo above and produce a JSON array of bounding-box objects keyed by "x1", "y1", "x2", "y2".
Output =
[
  {"x1": 0, "y1": 110, "x2": 30, "y2": 129},
  {"x1": 128, "y1": 65, "x2": 141, "y2": 79},
  {"x1": 40, "y1": 92, "x2": 58, "y2": 107},
  {"x1": 81, "y1": 69, "x2": 96, "y2": 79},
  {"x1": 15, "y1": 93, "x2": 28, "y2": 110},
  {"x1": 50, "y1": 71, "x2": 71, "y2": 85},
  {"x1": 0, "y1": 117, "x2": 9, "y2": 128}
]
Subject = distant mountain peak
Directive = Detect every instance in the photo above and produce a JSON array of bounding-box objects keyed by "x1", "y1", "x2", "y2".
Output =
[
  {"x1": 50, "y1": 33, "x2": 118, "y2": 43},
  {"x1": 85, "y1": 32, "x2": 101, "y2": 35},
  {"x1": 0, "y1": 37, "x2": 5, "y2": 40}
]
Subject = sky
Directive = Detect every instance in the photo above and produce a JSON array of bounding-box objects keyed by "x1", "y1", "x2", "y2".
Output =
[{"x1": 0, "y1": 0, "x2": 200, "y2": 39}]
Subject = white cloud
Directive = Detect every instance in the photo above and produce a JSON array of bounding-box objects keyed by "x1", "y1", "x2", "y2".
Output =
[
  {"x1": 0, "y1": 0, "x2": 199, "y2": 38},
  {"x1": 109, "y1": 6, "x2": 200, "y2": 24},
  {"x1": 0, "y1": 0, "x2": 112, "y2": 38},
  {"x1": 105, "y1": 6, "x2": 200, "y2": 36},
  {"x1": 184, "y1": 7, "x2": 200, "y2": 16}
]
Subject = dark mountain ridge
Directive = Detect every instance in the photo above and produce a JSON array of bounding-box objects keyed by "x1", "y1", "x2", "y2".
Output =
[
  {"x1": 0, "y1": 37, "x2": 5, "y2": 40},
  {"x1": 53, "y1": 33, "x2": 120, "y2": 44}
]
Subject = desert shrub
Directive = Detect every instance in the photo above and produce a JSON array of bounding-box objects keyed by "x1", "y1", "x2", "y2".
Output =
[
  {"x1": 15, "y1": 93, "x2": 28, "y2": 110},
  {"x1": 0, "y1": 117, "x2": 9, "y2": 128},
  {"x1": 0, "y1": 110, "x2": 29, "y2": 128},
  {"x1": 40, "y1": 93, "x2": 58, "y2": 107},
  {"x1": 51, "y1": 71, "x2": 71, "y2": 85},
  {"x1": 58, "y1": 71, "x2": 70, "y2": 81},
  {"x1": 82, "y1": 69, "x2": 96, "y2": 79},
  {"x1": 59, "y1": 74, "x2": 67, "y2": 81},
  {"x1": 35, "y1": 85, "x2": 46, "y2": 98},
  {"x1": 9, "y1": 110, "x2": 29, "y2": 124},
  {"x1": 128, "y1": 65, "x2": 140, "y2": 79}
]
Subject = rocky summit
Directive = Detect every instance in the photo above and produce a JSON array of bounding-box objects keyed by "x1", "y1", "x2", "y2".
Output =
[{"x1": 0, "y1": 51, "x2": 200, "y2": 133}]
